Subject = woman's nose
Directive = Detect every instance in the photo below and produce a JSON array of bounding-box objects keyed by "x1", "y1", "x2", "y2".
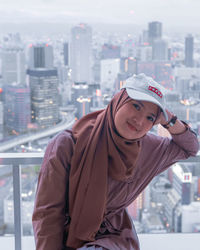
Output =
[{"x1": 134, "y1": 113, "x2": 145, "y2": 127}]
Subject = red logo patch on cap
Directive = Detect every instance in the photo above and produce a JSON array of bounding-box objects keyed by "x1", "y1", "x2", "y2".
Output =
[{"x1": 148, "y1": 86, "x2": 163, "y2": 98}]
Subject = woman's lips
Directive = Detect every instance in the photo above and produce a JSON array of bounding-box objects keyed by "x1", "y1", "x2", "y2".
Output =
[{"x1": 127, "y1": 121, "x2": 137, "y2": 131}]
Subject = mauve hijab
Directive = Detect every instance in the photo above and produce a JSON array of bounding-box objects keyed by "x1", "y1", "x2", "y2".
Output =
[{"x1": 66, "y1": 89, "x2": 141, "y2": 248}]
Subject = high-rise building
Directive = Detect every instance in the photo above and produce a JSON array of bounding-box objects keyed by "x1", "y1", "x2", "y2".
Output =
[
  {"x1": 63, "y1": 42, "x2": 69, "y2": 66},
  {"x1": 185, "y1": 34, "x2": 194, "y2": 67},
  {"x1": 120, "y1": 57, "x2": 137, "y2": 75},
  {"x1": 27, "y1": 69, "x2": 59, "y2": 128},
  {"x1": 1, "y1": 45, "x2": 26, "y2": 85},
  {"x1": 28, "y1": 43, "x2": 54, "y2": 69},
  {"x1": 163, "y1": 188, "x2": 181, "y2": 231},
  {"x1": 148, "y1": 21, "x2": 162, "y2": 46},
  {"x1": 0, "y1": 101, "x2": 3, "y2": 140},
  {"x1": 71, "y1": 82, "x2": 92, "y2": 119},
  {"x1": 152, "y1": 39, "x2": 168, "y2": 61},
  {"x1": 154, "y1": 62, "x2": 173, "y2": 89},
  {"x1": 172, "y1": 163, "x2": 193, "y2": 205},
  {"x1": 100, "y1": 58, "x2": 120, "y2": 94},
  {"x1": 4, "y1": 85, "x2": 31, "y2": 133},
  {"x1": 101, "y1": 44, "x2": 121, "y2": 59},
  {"x1": 70, "y1": 23, "x2": 92, "y2": 84},
  {"x1": 137, "y1": 45, "x2": 152, "y2": 62}
]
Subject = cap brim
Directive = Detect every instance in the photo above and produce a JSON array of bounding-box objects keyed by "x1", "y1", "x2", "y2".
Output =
[{"x1": 126, "y1": 88, "x2": 168, "y2": 121}]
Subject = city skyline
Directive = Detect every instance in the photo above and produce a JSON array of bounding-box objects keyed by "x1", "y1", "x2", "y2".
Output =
[{"x1": 0, "y1": 0, "x2": 200, "y2": 31}]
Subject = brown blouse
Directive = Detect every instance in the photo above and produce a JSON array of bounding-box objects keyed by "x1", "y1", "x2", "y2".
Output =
[{"x1": 32, "y1": 127, "x2": 199, "y2": 250}]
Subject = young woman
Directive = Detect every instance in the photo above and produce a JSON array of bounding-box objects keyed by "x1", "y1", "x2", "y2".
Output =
[{"x1": 32, "y1": 73, "x2": 199, "y2": 250}]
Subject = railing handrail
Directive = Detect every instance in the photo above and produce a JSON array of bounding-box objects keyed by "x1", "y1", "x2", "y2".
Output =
[{"x1": 0, "y1": 153, "x2": 44, "y2": 165}]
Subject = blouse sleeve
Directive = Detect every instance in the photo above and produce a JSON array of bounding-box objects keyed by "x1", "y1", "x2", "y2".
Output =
[
  {"x1": 32, "y1": 130, "x2": 74, "y2": 250},
  {"x1": 141, "y1": 125, "x2": 199, "y2": 176}
]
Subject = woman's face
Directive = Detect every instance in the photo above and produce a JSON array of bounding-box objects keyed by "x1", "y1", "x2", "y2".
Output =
[{"x1": 114, "y1": 99, "x2": 159, "y2": 140}]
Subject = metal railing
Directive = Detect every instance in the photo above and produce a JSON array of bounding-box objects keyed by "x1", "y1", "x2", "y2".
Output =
[
  {"x1": 0, "y1": 153, "x2": 44, "y2": 250},
  {"x1": 0, "y1": 153, "x2": 199, "y2": 250}
]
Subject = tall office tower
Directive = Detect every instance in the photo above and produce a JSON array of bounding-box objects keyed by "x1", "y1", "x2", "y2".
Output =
[
  {"x1": 71, "y1": 82, "x2": 91, "y2": 119},
  {"x1": 101, "y1": 44, "x2": 121, "y2": 59},
  {"x1": 120, "y1": 57, "x2": 137, "y2": 75},
  {"x1": 152, "y1": 39, "x2": 168, "y2": 61},
  {"x1": 63, "y1": 42, "x2": 69, "y2": 66},
  {"x1": 28, "y1": 43, "x2": 54, "y2": 69},
  {"x1": 137, "y1": 46, "x2": 152, "y2": 62},
  {"x1": 185, "y1": 34, "x2": 194, "y2": 67},
  {"x1": 148, "y1": 21, "x2": 162, "y2": 46},
  {"x1": 163, "y1": 188, "x2": 181, "y2": 231},
  {"x1": 122, "y1": 39, "x2": 136, "y2": 58},
  {"x1": 70, "y1": 23, "x2": 92, "y2": 84},
  {"x1": 154, "y1": 62, "x2": 173, "y2": 89},
  {"x1": 115, "y1": 72, "x2": 129, "y2": 92},
  {"x1": 1, "y1": 44, "x2": 26, "y2": 85},
  {"x1": 172, "y1": 164, "x2": 193, "y2": 205},
  {"x1": 140, "y1": 30, "x2": 149, "y2": 45},
  {"x1": 71, "y1": 82, "x2": 88, "y2": 103},
  {"x1": 0, "y1": 101, "x2": 3, "y2": 140},
  {"x1": 100, "y1": 58, "x2": 120, "y2": 94},
  {"x1": 27, "y1": 69, "x2": 59, "y2": 128},
  {"x1": 4, "y1": 85, "x2": 30, "y2": 134}
]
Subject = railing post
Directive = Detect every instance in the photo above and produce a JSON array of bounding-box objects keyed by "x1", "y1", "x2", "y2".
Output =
[{"x1": 13, "y1": 164, "x2": 22, "y2": 250}]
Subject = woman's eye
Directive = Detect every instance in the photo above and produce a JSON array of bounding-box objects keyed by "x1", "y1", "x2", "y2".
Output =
[
  {"x1": 147, "y1": 116, "x2": 154, "y2": 122},
  {"x1": 133, "y1": 103, "x2": 140, "y2": 110}
]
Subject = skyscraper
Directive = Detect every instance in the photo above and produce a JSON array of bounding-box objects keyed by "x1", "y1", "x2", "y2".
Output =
[
  {"x1": 148, "y1": 21, "x2": 162, "y2": 46},
  {"x1": 1, "y1": 45, "x2": 26, "y2": 85},
  {"x1": 4, "y1": 85, "x2": 31, "y2": 133},
  {"x1": 70, "y1": 23, "x2": 92, "y2": 84},
  {"x1": 185, "y1": 34, "x2": 194, "y2": 67},
  {"x1": 152, "y1": 39, "x2": 168, "y2": 61},
  {"x1": 101, "y1": 44, "x2": 121, "y2": 59},
  {"x1": 0, "y1": 101, "x2": 3, "y2": 140},
  {"x1": 63, "y1": 42, "x2": 69, "y2": 66},
  {"x1": 27, "y1": 69, "x2": 60, "y2": 128},
  {"x1": 172, "y1": 163, "x2": 193, "y2": 205},
  {"x1": 27, "y1": 43, "x2": 59, "y2": 128},
  {"x1": 28, "y1": 43, "x2": 54, "y2": 69}
]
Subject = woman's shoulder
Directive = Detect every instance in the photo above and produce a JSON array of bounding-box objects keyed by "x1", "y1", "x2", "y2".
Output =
[
  {"x1": 49, "y1": 129, "x2": 74, "y2": 147},
  {"x1": 44, "y1": 129, "x2": 75, "y2": 163}
]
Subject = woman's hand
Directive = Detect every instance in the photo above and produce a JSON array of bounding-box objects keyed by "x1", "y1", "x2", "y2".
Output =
[
  {"x1": 154, "y1": 109, "x2": 173, "y2": 126},
  {"x1": 155, "y1": 109, "x2": 187, "y2": 134}
]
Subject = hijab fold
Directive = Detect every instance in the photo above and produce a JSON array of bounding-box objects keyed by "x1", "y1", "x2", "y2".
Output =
[{"x1": 66, "y1": 90, "x2": 141, "y2": 248}]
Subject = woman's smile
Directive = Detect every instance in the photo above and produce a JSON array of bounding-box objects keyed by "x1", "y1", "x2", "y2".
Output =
[{"x1": 127, "y1": 121, "x2": 137, "y2": 132}]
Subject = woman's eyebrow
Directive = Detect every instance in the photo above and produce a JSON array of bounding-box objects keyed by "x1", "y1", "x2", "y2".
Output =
[
  {"x1": 136, "y1": 100, "x2": 144, "y2": 107},
  {"x1": 136, "y1": 100, "x2": 157, "y2": 117}
]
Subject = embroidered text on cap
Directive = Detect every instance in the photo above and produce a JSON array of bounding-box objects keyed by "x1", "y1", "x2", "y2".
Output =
[{"x1": 148, "y1": 86, "x2": 163, "y2": 98}]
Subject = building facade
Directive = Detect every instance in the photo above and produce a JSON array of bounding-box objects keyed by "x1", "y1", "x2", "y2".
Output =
[
  {"x1": 148, "y1": 21, "x2": 162, "y2": 46},
  {"x1": 1, "y1": 45, "x2": 26, "y2": 85},
  {"x1": 4, "y1": 85, "x2": 31, "y2": 133},
  {"x1": 27, "y1": 69, "x2": 59, "y2": 128},
  {"x1": 185, "y1": 34, "x2": 194, "y2": 67},
  {"x1": 70, "y1": 23, "x2": 92, "y2": 84}
]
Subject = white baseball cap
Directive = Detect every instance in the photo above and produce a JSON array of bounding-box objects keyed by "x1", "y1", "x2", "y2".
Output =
[{"x1": 121, "y1": 73, "x2": 168, "y2": 120}]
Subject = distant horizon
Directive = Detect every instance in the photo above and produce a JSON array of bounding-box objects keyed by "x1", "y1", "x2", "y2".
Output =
[
  {"x1": 0, "y1": 0, "x2": 200, "y2": 35},
  {"x1": 0, "y1": 21, "x2": 198, "y2": 37}
]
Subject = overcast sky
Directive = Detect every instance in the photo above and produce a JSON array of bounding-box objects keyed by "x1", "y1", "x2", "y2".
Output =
[{"x1": 0, "y1": 0, "x2": 200, "y2": 28}]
